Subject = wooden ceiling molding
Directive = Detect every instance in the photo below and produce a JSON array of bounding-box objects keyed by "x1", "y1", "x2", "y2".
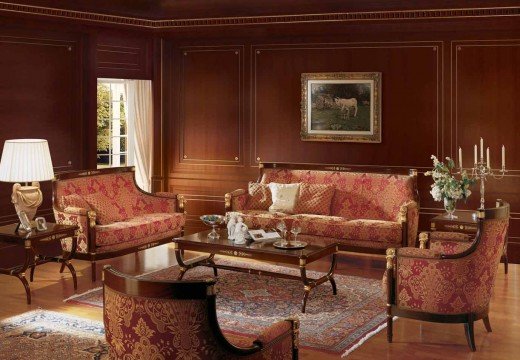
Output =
[{"x1": 0, "y1": 1, "x2": 519, "y2": 29}]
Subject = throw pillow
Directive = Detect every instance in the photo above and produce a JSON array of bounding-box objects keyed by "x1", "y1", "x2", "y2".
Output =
[
  {"x1": 61, "y1": 194, "x2": 91, "y2": 210},
  {"x1": 294, "y1": 183, "x2": 335, "y2": 215},
  {"x1": 83, "y1": 194, "x2": 126, "y2": 225},
  {"x1": 246, "y1": 182, "x2": 272, "y2": 210},
  {"x1": 268, "y1": 182, "x2": 300, "y2": 214}
]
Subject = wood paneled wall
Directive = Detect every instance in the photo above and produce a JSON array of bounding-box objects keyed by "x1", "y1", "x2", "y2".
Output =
[
  {"x1": 0, "y1": 20, "x2": 154, "y2": 224},
  {"x1": 164, "y1": 20, "x2": 520, "y2": 261}
]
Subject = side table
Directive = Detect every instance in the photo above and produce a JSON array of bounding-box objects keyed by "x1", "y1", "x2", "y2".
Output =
[
  {"x1": 430, "y1": 210, "x2": 508, "y2": 274},
  {"x1": 0, "y1": 222, "x2": 78, "y2": 304}
]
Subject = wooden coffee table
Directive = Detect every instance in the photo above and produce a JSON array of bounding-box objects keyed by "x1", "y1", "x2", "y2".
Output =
[{"x1": 173, "y1": 229, "x2": 338, "y2": 313}]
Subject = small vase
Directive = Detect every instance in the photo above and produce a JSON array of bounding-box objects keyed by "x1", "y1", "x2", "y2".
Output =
[{"x1": 443, "y1": 198, "x2": 457, "y2": 219}]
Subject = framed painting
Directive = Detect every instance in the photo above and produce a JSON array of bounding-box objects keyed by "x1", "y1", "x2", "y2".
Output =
[{"x1": 301, "y1": 72, "x2": 382, "y2": 143}]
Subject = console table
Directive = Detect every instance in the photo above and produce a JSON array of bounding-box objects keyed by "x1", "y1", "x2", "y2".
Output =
[
  {"x1": 430, "y1": 211, "x2": 508, "y2": 274},
  {"x1": 0, "y1": 223, "x2": 78, "y2": 304}
]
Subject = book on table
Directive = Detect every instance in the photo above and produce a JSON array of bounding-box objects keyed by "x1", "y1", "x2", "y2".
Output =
[{"x1": 247, "y1": 229, "x2": 281, "y2": 242}]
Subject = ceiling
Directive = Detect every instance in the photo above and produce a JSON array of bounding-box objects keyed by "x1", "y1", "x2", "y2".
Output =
[{"x1": 7, "y1": 0, "x2": 520, "y2": 20}]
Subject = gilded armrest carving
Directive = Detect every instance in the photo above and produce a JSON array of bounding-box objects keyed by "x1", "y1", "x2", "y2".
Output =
[
  {"x1": 418, "y1": 232, "x2": 429, "y2": 249},
  {"x1": 397, "y1": 200, "x2": 419, "y2": 247},
  {"x1": 224, "y1": 189, "x2": 247, "y2": 211}
]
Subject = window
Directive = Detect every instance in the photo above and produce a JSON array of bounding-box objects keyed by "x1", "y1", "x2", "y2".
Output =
[{"x1": 97, "y1": 79, "x2": 134, "y2": 168}]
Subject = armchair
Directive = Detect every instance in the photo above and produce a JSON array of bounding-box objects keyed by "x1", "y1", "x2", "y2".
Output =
[
  {"x1": 385, "y1": 201, "x2": 510, "y2": 351},
  {"x1": 103, "y1": 266, "x2": 299, "y2": 359}
]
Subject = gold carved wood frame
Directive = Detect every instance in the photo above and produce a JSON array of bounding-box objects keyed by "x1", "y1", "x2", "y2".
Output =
[{"x1": 301, "y1": 72, "x2": 382, "y2": 143}]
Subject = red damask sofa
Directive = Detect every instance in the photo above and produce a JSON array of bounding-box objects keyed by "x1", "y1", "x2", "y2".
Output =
[
  {"x1": 225, "y1": 163, "x2": 419, "y2": 253},
  {"x1": 53, "y1": 167, "x2": 186, "y2": 281}
]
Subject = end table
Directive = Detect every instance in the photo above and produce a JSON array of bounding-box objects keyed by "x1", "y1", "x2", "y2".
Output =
[
  {"x1": 0, "y1": 222, "x2": 78, "y2": 304},
  {"x1": 430, "y1": 211, "x2": 508, "y2": 274}
]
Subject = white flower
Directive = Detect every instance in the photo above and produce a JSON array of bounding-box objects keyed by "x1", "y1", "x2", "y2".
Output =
[{"x1": 430, "y1": 185, "x2": 442, "y2": 201}]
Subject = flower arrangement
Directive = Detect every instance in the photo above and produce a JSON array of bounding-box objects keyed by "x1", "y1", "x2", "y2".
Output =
[{"x1": 424, "y1": 156, "x2": 476, "y2": 216}]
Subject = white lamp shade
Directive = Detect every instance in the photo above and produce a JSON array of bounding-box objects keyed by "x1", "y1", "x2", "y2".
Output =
[{"x1": 0, "y1": 139, "x2": 54, "y2": 182}]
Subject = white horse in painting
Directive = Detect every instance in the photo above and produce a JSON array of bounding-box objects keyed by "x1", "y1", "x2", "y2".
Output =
[{"x1": 334, "y1": 97, "x2": 358, "y2": 117}]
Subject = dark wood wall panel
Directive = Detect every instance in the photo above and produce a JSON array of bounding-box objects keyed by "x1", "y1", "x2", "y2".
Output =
[
  {"x1": 164, "y1": 21, "x2": 520, "y2": 263},
  {"x1": 0, "y1": 32, "x2": 81, "y2": 224},
  {"x1": 452, "y1": 40, "x2": 520, "y2": 253},
  {"x1": 453, "y1": 40, "x2": 520, "y2": 170},
  {"x1": 253, "y1": 43, "x2": 440, "y2": 166},
  {"x1": 96, "y1": 31, "x2": 153, "y2": 79},
  {"x1": 178, "y1": 47, "x2": 243, "y2": 165}
]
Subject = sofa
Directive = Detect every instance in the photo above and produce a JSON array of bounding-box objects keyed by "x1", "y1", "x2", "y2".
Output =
[
  {"x1": 225, "y1": 163, "x2": 419, "y2": 253},
  {"x1": 53, "y1": 166, "x2": 186, "y2": 281}
]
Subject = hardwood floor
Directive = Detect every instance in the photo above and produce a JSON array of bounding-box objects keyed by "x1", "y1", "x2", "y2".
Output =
[{"x1": 0, "y1": 243, "x2": 517, "y2": 359}]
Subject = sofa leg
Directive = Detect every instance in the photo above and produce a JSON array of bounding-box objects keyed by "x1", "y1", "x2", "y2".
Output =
[
  {"x1": 464, "y1": 318, "x2": 476, "y2": 351},
  {"x1": 91, "y1": 262, "x2": 96, "y2": 282},
  {"x1": 387, "y1": 314, "x2": 393, "y2": 343},
  {"x1": 483, "y1": 316, "x2": 492, "y2": 333}
]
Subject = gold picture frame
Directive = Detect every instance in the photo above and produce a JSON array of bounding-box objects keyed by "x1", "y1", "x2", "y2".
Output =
[{"x1": 301, "y1": 72, "x2": 382, "y2": 143}]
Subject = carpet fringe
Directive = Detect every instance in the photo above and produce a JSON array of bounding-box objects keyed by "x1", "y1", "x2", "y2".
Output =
[
  {"x1": 63, "y1": 287, "x2": 102, "y2": 303},
  {"x1": 341, "y1": 316, "x2": 398, "y2": 358}
]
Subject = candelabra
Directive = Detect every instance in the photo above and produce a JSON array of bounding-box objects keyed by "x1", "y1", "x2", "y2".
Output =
[{"x1": 458, "y1": 138, "x2": 507, "y2": 210}]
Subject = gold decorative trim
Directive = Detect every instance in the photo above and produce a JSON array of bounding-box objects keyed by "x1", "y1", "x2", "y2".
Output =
[
  {"x1": 0, "y1": 3, "x2": 518, "y2": 28},
  {"x1": 386, "y1": 248, "x2": 395, "y2": 269},
  {"x1": 219, "y1": 249, "x2": 252, "y2": 257}
]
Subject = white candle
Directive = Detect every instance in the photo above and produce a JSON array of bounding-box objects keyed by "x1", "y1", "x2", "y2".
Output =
[
  {"x1": 474, "y1": 145, "x2": 478, "y2": 164},
  {"x1": 502, "y1": 145, "x2": 505, "y2": 168},
  {"x1": 480, "y1": 137, "x2": 484, "y2": 159},
  {"x1": 486, "y1": 147, "x2": 490, "y2": 169},
  {"x1": 459, "y1": 147, "x2": 463, "y2": 168}
]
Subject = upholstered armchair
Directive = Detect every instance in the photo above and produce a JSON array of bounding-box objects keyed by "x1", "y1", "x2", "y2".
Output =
[
  {"x1": 419, "y1": 224, "x2": 508, "y2": 274},
  {"x1": 385, "y1": 201, "x2": 510, "y2": 351},
  {"x1": 103, "y1": 265, "x2": 299, "y2": 360}
]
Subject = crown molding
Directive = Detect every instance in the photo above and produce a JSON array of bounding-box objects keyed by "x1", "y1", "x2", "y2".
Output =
[{"x1": 0, "y1": 2, "x2": 519, "y2": 29}]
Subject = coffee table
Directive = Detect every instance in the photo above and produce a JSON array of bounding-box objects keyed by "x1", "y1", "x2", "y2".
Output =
[{"x1": 173, "y1": 229, "x2": 338, "y2": 313}]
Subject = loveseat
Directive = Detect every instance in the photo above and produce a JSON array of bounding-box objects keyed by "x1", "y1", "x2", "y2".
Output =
[
  {"x1": 53, "y1": 167, "x2": 186, "y2": 281},
  {"x1": 225, "y1": 163, "x2": 419, "y2": 253}
]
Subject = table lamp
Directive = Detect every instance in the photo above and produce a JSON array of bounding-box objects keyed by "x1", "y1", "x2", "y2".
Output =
[{"x1": 0, "y1": 139, "x2": 54, "y2": 229}]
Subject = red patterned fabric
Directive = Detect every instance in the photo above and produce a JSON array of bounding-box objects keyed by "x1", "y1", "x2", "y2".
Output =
[
  {"x1": 55, "y1": 172, "x2": 176, "y2": 225},
  {"x1": 61, "y1": 194, "x2": 91, "y2": 211},
  {"x1": 246, "y1": 183, "x2": 272, "y2": 210},
  {"x1": 293, "y1": 183, "x2": 335, "y2": 215},
  {"x1": 104, "y1": 287, "x2": 296, "y2": 360},
  {"x1": 292, "y1": 214, "x2": 402, "y2": 245},
  {"x1": 429, "y1": 240, "x2": 472, "y2": 255},
  {"x1": 227, "y1": 189, "x2": 248, "y2": 211},
  {"x1": 54, "y1": 171, "x2": 183, "y2": 255},
  {"x1": 96, "y1": 213, "x2": 185, "y2": 247},
  {"x1": 396, "y1": 218, "x2": 508, "y2": 314},
  {"x1": 260, "y1": 169, "x2": 416, "y2": 222},
  {"x1": 53, "y1": 208, "x2": 89, "y2": 254}
]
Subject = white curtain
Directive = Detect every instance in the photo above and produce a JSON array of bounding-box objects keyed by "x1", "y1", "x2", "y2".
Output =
[{"x1": 126, "y1": 80, "x2": 153, "y2": 192}]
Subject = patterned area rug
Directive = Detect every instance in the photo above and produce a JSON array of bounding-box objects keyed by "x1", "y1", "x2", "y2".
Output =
[
  {"x1": 0, "y1": 310, "x2": 108, "y2": 359},
  {"x1": 66, "y1": 258, "x2": 388, "y2": 357}
]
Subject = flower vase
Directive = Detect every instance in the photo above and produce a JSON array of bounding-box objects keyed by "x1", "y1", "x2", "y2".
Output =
[{"x1": 443, "y1": 198, "x2": 457, "y2": 219}]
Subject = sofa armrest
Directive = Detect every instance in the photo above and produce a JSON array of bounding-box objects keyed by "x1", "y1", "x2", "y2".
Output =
[
  {"x1": 253, "y1": 318, "x2": 299, "y2": 356},
  {"x1": 397, "y1": 200, "x2": 419, "y2": 247},
  {"x1": 397, "y1": 247, "x2": 440, "y2": 259},
  {"x1": 224, "y1": 189, "x2": 248, "y2": 212},
  {"x1": 53, "y1": 206, "x2": 94, "y2": 254}
]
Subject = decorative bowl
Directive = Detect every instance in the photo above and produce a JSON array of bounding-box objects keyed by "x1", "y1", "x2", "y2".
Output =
[{"x1": 200, "y1": 215, "x2": 225, "y2": 239}]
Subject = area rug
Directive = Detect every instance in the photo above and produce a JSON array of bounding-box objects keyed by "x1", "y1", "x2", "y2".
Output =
[
  {"x1": 66, "y1": 258, "x2": 388, "y2": 357},
  {"x1": 0, "y1": 310, "x2": 108, "y2": 359}
]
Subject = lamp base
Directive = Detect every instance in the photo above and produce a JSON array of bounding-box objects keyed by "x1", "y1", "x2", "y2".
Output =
[{"x1": 12, "y1": 182, "x2": 43, "y2": 222}]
